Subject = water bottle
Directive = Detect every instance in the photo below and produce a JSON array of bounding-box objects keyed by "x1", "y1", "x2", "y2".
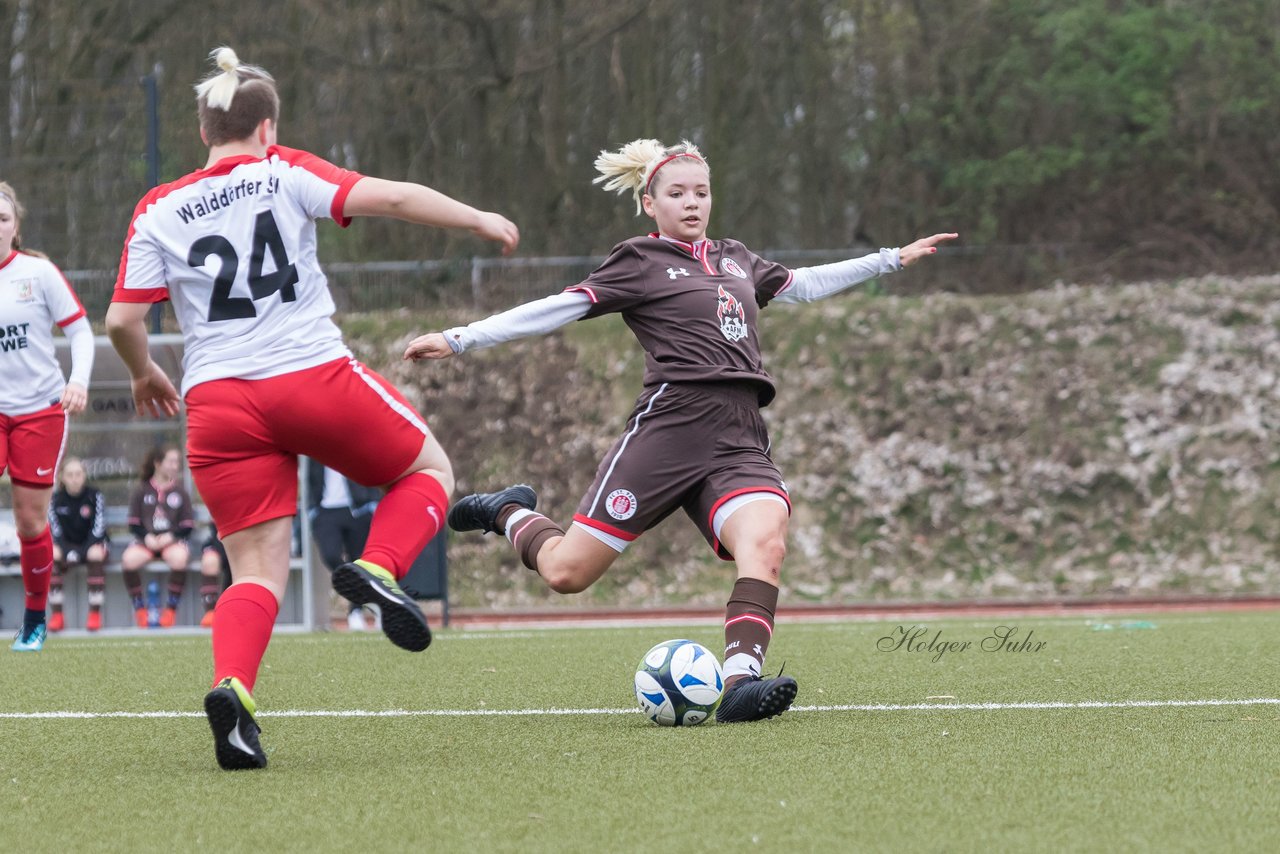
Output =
[{"x1": 146, "y1": 580, "x2": 161, "y2": 628}]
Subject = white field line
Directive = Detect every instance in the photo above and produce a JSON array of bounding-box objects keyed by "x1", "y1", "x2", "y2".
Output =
[
  {"x1": 2, "y1": 697, "x2": 1278, "y2": 720},
  {"x1": 38, "y1": 612, "x2": 1257, "y2": 647}
]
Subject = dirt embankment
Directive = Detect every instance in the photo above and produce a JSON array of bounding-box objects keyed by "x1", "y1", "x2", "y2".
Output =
[{"x1": 350, "y1": 275, "x2": 1280, "y2": 609}]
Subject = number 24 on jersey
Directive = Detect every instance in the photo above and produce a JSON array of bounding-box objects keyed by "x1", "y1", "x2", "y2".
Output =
[{"x1": 188, "y1": 210, "x2": 299, "y2": 322}]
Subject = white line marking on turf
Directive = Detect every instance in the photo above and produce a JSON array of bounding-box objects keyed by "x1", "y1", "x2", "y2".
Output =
[
  {"x1": 796, "y1": 698, "x2": 1280, "y2": 712},
  {"x1": 2, "y1": 698, "x2": 1277, "y2": 720}
]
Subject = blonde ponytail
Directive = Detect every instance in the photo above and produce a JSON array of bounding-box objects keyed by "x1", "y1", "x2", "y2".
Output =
[{"x1": 594, "y1": 139, "x2": 707, "y2": 215}]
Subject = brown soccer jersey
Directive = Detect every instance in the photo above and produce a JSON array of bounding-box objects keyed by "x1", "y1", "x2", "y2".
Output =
[
  {"x1": 562, "y1": 234, "x2": 795, "y2": 558},
  {"x1": 564, "y1": 235, "x2": 793, "y2": 406},
  {"x1": 127, "y1": 479, "x2": 196, "y2": 542}
]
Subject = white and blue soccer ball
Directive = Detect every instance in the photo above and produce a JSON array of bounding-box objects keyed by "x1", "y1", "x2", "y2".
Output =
[{"x1": 634, "y1": 639, "x2": 724, "y2": 726}]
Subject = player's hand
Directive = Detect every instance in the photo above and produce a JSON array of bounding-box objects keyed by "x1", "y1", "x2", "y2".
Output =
[
  {"x1": 899, "y1": 233, "x2": 959, "y2": 267},
  {"x1": 403, "y1": 332, "x2": 457, "y2": 361},
  {"x1": 472, "y1": 212, "x2": 520, "y2": 256},
  {"x1": 131, "y1": 361, "x2": 182, "y2": 418},
  {"x1": 61, "y1": 382, "x2": 88, "y2": 415}
]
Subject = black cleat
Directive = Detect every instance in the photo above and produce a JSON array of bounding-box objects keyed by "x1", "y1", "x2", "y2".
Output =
[
  {"x1": 714, "y1": 674, "x2": 798, "y2": 724},
  {"x1": 204, "y1": 677, "x2": 268, "y2": 770},
  {"x1": 331, "y1": 561, "x2": 431, "y2": 652},
  {"x1": 447, "y1": 484, "x2": 537, "y2": 535}
]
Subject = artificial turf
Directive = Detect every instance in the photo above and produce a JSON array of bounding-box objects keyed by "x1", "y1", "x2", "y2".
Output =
[{"x1": 1, "y1": 611, "x2": 1276, "y2": 852}]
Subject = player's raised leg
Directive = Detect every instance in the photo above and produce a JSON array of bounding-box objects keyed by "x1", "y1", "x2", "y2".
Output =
[
  {"x1": 325, "y1": 367, "x2": 454, "y2": 653},
  {"x1": 449, "y1": 485, "x2": 620, "y2": 592}
]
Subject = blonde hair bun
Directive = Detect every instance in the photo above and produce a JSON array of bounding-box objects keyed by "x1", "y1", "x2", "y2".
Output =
[
  {"x1": 194, "y1": 46, "x2": 271, "y2": 112},
  {"x1": 593, "y1": 139, "x2": 706, "y2": 215}
]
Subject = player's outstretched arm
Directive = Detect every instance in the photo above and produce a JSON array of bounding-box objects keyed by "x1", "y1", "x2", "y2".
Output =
[
  {"x1": 105, "y1": 301, "x2": 182, "y2": 418},
  {"x1": 403, "y1": 291, "x2": 594, "y2": 362},
  {"x1": 773, "y1": 232, "x2": 959, "y2": 305},
  {"x1": 899, "y1": 232, "x2": 958, "y2": 267},
  {"x1": 403, "y1": 332, "x2": 456, "y2": 361},
  {"x1": 343, "y1": 177, "x2": 519, "y2": 255}
]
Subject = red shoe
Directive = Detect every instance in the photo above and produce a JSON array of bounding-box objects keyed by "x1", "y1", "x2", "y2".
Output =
[
  {"x1": 86, "y1": 611, "x2": 102, "y2": 632},
  {"x1": 135, "y1": 608, "x2": 150, "y2": 628},
  {"x1": 200, "y1": 609, "x2": 215, "y2": 629},
  {"x1": 159, "y1": 607, "x2": 178, "y2": 628},
  {"x1": 48, "y1": 612, "x2": 65, "y2": 633}
]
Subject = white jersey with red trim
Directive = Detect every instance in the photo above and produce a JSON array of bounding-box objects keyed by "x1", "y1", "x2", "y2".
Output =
[
  {"x1": 0, "y1": 250, "x2": 86, "y2": 415},
  {"x1": 113, "y1": 145, "x2": 364, "y2": 395}
]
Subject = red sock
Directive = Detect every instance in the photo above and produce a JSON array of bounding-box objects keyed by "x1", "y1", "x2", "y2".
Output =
[
  {"x1": 19, "y1": 526, "x2": 54, "y2": 612},
  {"x1": 211, "y1": 582, "x2": 279, "y2": 694},
  {"x1": 360, "y1": 472, "x2": 448, "y2": 579}
]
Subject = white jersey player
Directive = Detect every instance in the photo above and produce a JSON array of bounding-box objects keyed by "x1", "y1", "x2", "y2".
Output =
[
  {"x1": 115, "y1": 146, "x2": 355, "y2": 394},
  {"x1": 0, "y1": 179, "x2": 95, "y2": 653},
  {"x1": 105, "y1": 46, "x2": 518, "y2": 771}
]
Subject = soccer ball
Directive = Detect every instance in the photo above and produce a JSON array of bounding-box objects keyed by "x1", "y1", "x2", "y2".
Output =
[{"x1": 634, "y1": 639, "x2": 724, "y2": 726}]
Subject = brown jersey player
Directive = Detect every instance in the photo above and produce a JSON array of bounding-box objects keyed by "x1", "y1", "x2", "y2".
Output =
[{"x1": 406, "y1": 138, "x2": 955, "y2": 723}]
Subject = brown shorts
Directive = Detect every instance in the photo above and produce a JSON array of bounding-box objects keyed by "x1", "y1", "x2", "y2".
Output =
[{"x1": 573, "y1": 382, "x2": 790, "y2": 560}]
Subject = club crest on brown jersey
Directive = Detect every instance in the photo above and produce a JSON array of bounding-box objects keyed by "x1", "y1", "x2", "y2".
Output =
[
  {"x1": 720, "y1": 257, "x2": 747, "y2": 279},
  {"x1": 716, "y1": 284, "x2": 748, "y2": 343}
]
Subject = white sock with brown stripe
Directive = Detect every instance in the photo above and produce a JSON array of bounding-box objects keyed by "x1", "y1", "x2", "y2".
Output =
[{"x1": 723, "y1": 577, "x2": 779, "y2": 688}]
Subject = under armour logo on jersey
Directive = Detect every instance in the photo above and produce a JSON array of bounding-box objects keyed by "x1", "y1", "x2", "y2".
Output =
[
  {"x1": 667, "y1": 267, "x2": 690, "y2": 279},
  {"x1": 753, "y1": 643, "x2": 764, "y2": 657}
]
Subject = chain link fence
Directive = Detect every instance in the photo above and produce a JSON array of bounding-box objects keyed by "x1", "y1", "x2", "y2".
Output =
[{"x1": 66, "y1": 242, "x2": 1088, "y2": 330}]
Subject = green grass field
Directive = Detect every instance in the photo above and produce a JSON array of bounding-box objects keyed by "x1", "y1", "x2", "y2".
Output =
[{"x1": 2, "y1": 610, "x2": 1277, "y2": 852}]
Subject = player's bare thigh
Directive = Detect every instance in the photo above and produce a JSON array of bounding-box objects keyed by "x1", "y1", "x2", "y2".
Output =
[
  {"x1": 384, "y1": 427, "x2": 454, "y2": 495},
  {"x1": 10, "y1": 483, "x2": 53, "y2": 538},
  {"x1": 220, "y1": 516, "x2": 293, "y2": 603},
  {"x1": 55, "y1": 541, "x2": 109, "y2": 564},
  {"x1": 531, "y1": 526, "x2": 621, "y2": 594},
  {"x1": 716, "y1": 498, "x2": 790, "y2": 584}
]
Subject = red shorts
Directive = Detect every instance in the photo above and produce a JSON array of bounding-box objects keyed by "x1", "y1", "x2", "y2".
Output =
[
  {"x1": 0, "y1": 403, "x2": 67, "y2": 489},
  {"x1": 185, "y1": 357, "x2": 429, "y2": 536}
]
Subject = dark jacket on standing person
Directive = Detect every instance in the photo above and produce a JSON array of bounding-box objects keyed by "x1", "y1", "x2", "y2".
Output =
[{"x1": 305, "y1": 460, "x2": 381, "y2": 514}]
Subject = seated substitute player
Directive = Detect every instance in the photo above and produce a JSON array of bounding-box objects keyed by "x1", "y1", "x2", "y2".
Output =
[
  {"x1": 48, "y1": 456, "x2": 109, "y2": 632},
  {"x1": 120, "y1": 444, "x2": 196, "y2": 628},
  {"x1": 406, "y1": 138, "x2": 955, "y2": 723},
  {"x1": 107, "y1": 47, "x2": 518, "y2": 770},
  {"x1": 197, "y1": 522, "x2": 229, "y2": 628}
]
